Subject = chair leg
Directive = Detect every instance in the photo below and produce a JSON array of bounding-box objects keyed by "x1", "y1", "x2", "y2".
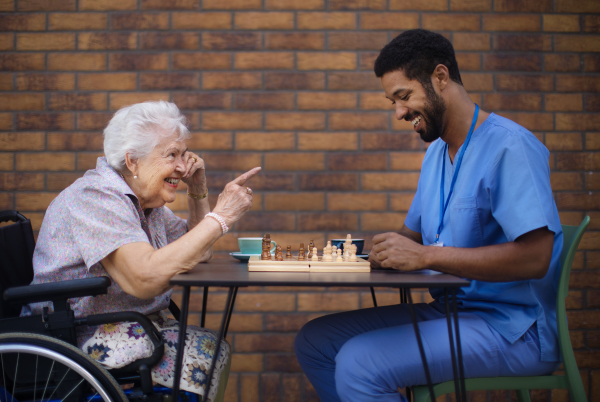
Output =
[{"x1": 516, "y1": 389, "x2": 532, "y2": 402}]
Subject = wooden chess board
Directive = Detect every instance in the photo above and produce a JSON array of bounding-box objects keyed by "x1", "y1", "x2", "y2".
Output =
[{"x1": 247, "y1": 255, "x2": 371, "y2": 272}]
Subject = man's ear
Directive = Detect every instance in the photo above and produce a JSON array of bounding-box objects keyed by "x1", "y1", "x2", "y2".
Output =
[
  {"x1": 432, "y1": 64, "x2": 450, "y2": 91},
  {"x1": 124, "y1": 152, "x2": 138, "y2": 176}
]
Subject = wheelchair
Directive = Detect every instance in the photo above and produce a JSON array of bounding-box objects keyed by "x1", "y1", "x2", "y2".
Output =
[{"x1": 0, "y1": 210, "x2": 208, "y2": 402}]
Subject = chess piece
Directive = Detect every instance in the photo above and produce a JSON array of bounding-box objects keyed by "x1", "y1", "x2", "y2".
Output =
[
  {"x1": 276, "y1": 245, "x2": 283, "y2": 261},
  {"x1": 326, "y1": 240, "x2": 332, "y2": 255},
  {"x1": 344, "y1": 234, "x2": 352, "y2": 257},
  {"x1": 308, "y1": 239, "x2": 314, "y2": 259},
  {"x1": 311, "y1": 247, "x2": 319, "y2": 261},
  {"x1": 298, "y1": 243, "x2": 306, "y2": 261},
  {"x1": 286, "y1": 245, "x2": 292, "y2": 259},
  {"x1": 331, "y1": 245, "x2": 338, "y2": 261},
  {"x1": 261, "y1": 235, "x2": 271, "y2": 260},
  {"x1": 349, "y1": 244, "x2": 357, "y2": 262},
  {"x1": 336, "y1": 248, "x2": 342, "y2": 262},
  {"x1": 265, "y1": 233, "x2": 272, "y2": 260},
  {"x1": 325, "y1": 247, "x2": 333, "y2": 262}
]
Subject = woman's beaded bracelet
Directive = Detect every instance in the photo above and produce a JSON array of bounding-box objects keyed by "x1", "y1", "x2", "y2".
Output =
[{"x1": 205, "y1": 212, "x2": 229, "y2": 234}]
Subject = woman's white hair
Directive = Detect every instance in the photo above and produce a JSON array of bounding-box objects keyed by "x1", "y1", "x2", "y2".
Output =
[{"x1": 103, "y1": 101, "x2": 190, "y2": 171}]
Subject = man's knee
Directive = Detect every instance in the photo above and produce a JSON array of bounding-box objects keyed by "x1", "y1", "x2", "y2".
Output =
[{"x1": 294, "y1": 316, "x2": 329, "y2": 362}]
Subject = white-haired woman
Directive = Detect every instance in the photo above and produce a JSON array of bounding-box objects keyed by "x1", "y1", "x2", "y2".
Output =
[{"x1": 25, "y1": 101, "x2": 260, "y2": 400}]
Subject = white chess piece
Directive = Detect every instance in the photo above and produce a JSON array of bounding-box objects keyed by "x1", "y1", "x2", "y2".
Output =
[
  {"x1": 349, "y1": 244, "x2": 357, "y2": 262},
  {"x1": 336, "y1": 248, "x2": 342, "y2": 262},
  {"x1": 326, "y1": 240, "x2": 332, "y2": 255},
  {"x1": 325, "y1": 244, "x2": 333, "y2": 261},
  {"x1": 312, "y1": 247, "x2": 319, "y2": 261},
  {"x1": 331, "y1": 245, "x2": 337, "y2": 261}
]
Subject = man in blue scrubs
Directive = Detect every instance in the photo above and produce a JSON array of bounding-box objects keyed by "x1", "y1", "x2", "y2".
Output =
[{"x1": 294, "y1": 29, "x2": 563, "y2": 401}]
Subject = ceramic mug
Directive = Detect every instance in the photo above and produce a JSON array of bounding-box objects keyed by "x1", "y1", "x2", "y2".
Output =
[
  {"x1": 331, "y1": 239, "x2": 365, "y2": 255},
  {"x1": 238, "y1": 237, "x2": 277, "y2": 254}
]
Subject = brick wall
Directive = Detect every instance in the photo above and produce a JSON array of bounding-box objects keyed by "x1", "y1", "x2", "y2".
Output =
[{"x1": 1, "y1": 0, "x2": 599, "y2": 401}]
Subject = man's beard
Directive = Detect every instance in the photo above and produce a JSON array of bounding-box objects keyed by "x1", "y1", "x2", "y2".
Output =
[{"x1": 418, "y1": 82, "x2": 446, "y2": 143}]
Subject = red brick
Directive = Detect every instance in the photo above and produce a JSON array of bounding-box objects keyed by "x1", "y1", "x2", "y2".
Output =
[
  {"x1": 77, "y1": 73, "x2": 136, "y2": 91},
  {"x1": 235, "y1": 52, "x2": 294, "y2": 70},
  {"x1": 140, "y1": 32, "x2": 199, "y2": 50},
  {"x1": 16, "y1": 113, "x2": 74, "y2": 131},
  {"x1": 171, "y1": 93, "x2": 230, "y2": 110},
  {"x1": 0, "y1": 132, "x2": 44, "y2": 151},
  {"x1": 494, "y1": 34, "x2": 552, "y2": 52},
  {"x1": 496, "y1": 74, "x2": 554, "y2": 92},
  {"x1": 264, "y1": 193, "x2": 324, "y2": 211},
  {"x1": 551, "y1": 172, "x2": 583, "y2": 190},
  {"x1": 543, "y1": 15, "x2": 580, "y2": 32},
  {"x1": 109, "y1": 92, "x2": 170, "y2": 110},
  {"x1": 203, "y1": 32, "x2": 261, "y2": 51},
  {"x1": 265, "y1": 113, "x2": 325, "y2": 131},
  {"x1": 586, "y1": 95, "x2": 600, "y2": 112},
  {"x1": 0, "y1": 113, "x2": 12, "y2": 131},
  {"x1": 234, "y1": 12, "x2": 294, "y2": 30},
  {"x1": 234, "y1": 93, "x2": 294, "y2": 110},
  {"x1": 203, "y1": 72, "x2": 261, "y2": 90},
  {"x1": 16, "y1": 152, "x2": 75, "y2": 171},
  {"x1": 235, "y1": 132, "x2": 294, "y2": 151},
  {"x1": 361, "y1": 173, "x2": 419, "y2": 190},
  {"x1": 359, "y1": 93, "x2": 393, "y2": 110},
  {"x1": 140, "y1": 0, "x2": 198, "y2": 9},
  {"x1": 110, "y1": 12, "x2": 169, "y2": 30},
  {"x1": 495, "y1": 0, "x2": 551, "y2": 12},
  {"x1": 78, "y1": 32, "x2": 135, "y2": 50},
  {"x1": 359, "y1": 52, "x2": 378, "y2": 70},
  {"x1": 390, "y1": 152, "x2": 425, "y2": 170},
  {"x1": 264, "y1": 152, "x2": 325, "y2": 171},
  {"x1": 452, "y1": 33, "x2": 490, "y2": 51},
  {"x1": 450, "y1": 0, "x2": 491, "y2": 11},
  {"x1": 557, "y1": 114, "x2": 600, "y2": 132},
  {"x1": 584, "y1": 16, "x2": 600, "y2": 33},
  {"x1": 328, "y1": 153, "x2": 386, "y2": 171},
  {"x1": 545, "y1": 54, "x2": 581, "y2": 73},
  {"x1": 586, "y1": 172, "x2": 600, "y2": 191},
  {"x1": 235, "y1": 212, "x2": 295, "y2": 231},
  {"x1": 556, "y1": 35, "x2": 600, "y2": 53},
  {"x1": 265, "y1": 33, "x2": 325, "y2": 50},
  {"x1": 0, "y1": 94, "x2": 44, "y2": 111},
  {"x1": 362, "y1": 212, "x2": 407, "y2": 231},
  {"x1": 461, "y1": 73, "x2": 494, "y2": 91},
  {"x1": 171, "y1": 12, "x2": 231, "y2": 29},
  {"x1": 454, "y1": 53, "x2": 479, "y2": 71},
  {"x1": 483, "y1": 54, "x2": 542, "y2": 72},
  {"x1": 0, "y1": 13, "x2": 46, "y2": 31},
  {"x1": 423, "y1": 13, "x2": 480, "y2": 31},
  {"x1": 298, "y1": 292, "x2": 359, "y2": 311},
  {"x1": 47, "y1": 53, "x2": 106, "y2": 71},
  {"x1": 265, "y1": 72, "x2": 325, "y2": 90},
  {"x1": 297, "y1": 12, "x2": 356, "y2": 30},
  {"x1": 558, "y1": 76, "x2": 600, "y2": 93},
  {"x1": 327, "y1": 193, "x2": 386, "y2": 211},
  {"x1": 390, "y1": 0, "x2": 446, "y2": 10},
  {"x1": 47, "y1": 132, "x2": 102, "y2": 151},
  {"x1": 49, "y1": 12, "x2": 107, "y2": 30},
  {"x1": 297, "y1": 93, "x2": 356, "y2": 110},
  {"x1": 139, "y1": 72, "x2": 199, "y2": 90},
  {"x1": 298, "y1": 213, "x2": 358, "y2": 231},
  {"x1": 17, "y1": 33, "x2": 75, "y2": 51},
  {"x1": 497, "y1": 112, "x2": 553, "y2": 131},
  {"x1": 76, "y1": 113, "x2": 112, "y2": 130},
  {"x1": 556, "y1": 0, "x2": 600, "y2": 13},
  {"x1": 297, "y1": 52, "x2": 356, "y2": 70},
  {"x1": 230, "y1": 353, "x2": 263, "y2": 371},
  {"x1": 266, "y1": 0, "x2": 323, "y2": 9},
  {"x1": 360, "y1": 12, "x2": 419, "y2": 30},
  {"x1": 17, "y1": 0, "x2": 76, "y2": 11},
  {"x1": 48, "y1": 93, "x2": 107, "y2": 112},
  {"x1": 545, "y1": 94, "x2": 583, "y2": 112},
  {"x1": 0, "y1": 173, "x2": 43, "y2": 190},
  {"x1": 298, "y1": 132, "x2": 358, "y2": 151},
  {"x1": 79, "y1": 0, "x2": 136, "y2": 10},
  {"x1": 329, "y1": 113, "x2": 387, "y2": 131},
  {"x1": 203, "y1": 0, "x2": 260, "y2": 9},
  {"x1": 0, "y1": 33, "x2": 12, "y2": 51},
  {"x1": 556, "y1": 153, "x2": 600, "y2": 171},
  {"x1": 298, "y1": 173, "x2": 358, "y2": 191},
  {"x1": 0, "y1": 193, "x2": 13, "y2": 209},
  {"x1": 361, "y1": 133, "x2": 422, "y2": 151},
  {"x1": 328, "y1": 72, "x2": 382, "y2": 90},
  {"x1": 483, "y1": 14, "x2": 541, "y2": 31},
  {"x1": 109, "y1": 53, "x2": 168, "y2": 71},
  {"x1": 185, "y1": 132, "x2": 232, "y2": 151},
  {"x1": 483, "y1": 93, "x2": 541, "y2": 111},
  {"x1": 390, "y1": 193, "x2": 415, "y2": 211},
  {"x1": 555, "y1": 193, "x2": 600, "y2": 210},
  {"x1": 203, "y1": 112, "x2": 262, "y2": 130},
  {"x1": 328, "y1": 32, "x2": 388, "y2": 50},
  {"x1": 15, "y1": 192, "x2": 60, "y2": 211},
  {"x1": 546, "y1": 133, "x2": 583, "y2": 151},
  {"x1": 76, "y1": 152, "x2": 103, "y2": 170},
  {"x1": 0, "y1": 0, "x2": 14, "y2": 11},
  {"x1": 330, "y1": 0, "x2": 386, "y2": 9}
]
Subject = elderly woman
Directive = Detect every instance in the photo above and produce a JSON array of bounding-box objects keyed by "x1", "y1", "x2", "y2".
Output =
[{"x1": 24, "y1": 101, "x2": 260, "y2": 400}]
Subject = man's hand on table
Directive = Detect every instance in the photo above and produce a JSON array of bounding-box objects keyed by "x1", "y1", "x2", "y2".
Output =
[{"x1": 370, "y1": 232, "x2": 426, "y2": 271}]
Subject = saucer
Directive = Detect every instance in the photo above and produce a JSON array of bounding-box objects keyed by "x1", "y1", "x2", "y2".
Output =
[{"x1": 230, "y1": 252, "x2": 273, "y2": 262}]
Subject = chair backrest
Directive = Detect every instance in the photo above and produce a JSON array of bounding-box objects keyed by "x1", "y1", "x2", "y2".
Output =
[{"x1": 0, "y1": 210, "x2": 36, "y2": 318}]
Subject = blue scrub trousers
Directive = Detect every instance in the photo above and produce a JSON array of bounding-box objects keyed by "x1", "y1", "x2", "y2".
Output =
[{"x1": 294, "y1": 303, "x2": 560, "y2": 402}]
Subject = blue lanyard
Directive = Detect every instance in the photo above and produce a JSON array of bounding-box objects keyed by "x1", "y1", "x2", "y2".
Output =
[{"x1": 436, "y1": 104, "x2": 479, "y2": 243}]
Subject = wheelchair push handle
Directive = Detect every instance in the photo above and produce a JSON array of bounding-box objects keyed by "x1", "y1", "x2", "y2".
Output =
[{"x1": 0, "y1": 210, "x2": 28, "y2": 223}]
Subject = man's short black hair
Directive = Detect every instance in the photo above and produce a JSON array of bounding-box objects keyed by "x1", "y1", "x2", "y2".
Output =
[{"x1": 374, "y1": 29, "x2": 463, "y2": 86}]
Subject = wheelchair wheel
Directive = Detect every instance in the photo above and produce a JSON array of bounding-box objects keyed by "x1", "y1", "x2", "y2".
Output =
[{"x1": 0, "y1": 332, "x2": 127, "y2": 402}]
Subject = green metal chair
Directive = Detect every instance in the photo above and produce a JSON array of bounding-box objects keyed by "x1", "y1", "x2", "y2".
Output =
[{"x1": 412, "y1": 216, "x2": 590, "y2": 402}]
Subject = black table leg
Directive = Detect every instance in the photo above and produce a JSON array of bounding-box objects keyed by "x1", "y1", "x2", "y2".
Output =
[
  {"x1": 202, "y1": 286, "x2": 235, "y2": 402},
  {"x1": 406, "y1": 290, "x2": 435, "y2": 402},
  {"x1": 444, "y1": 289, "x2": 462, "y2": 402},
  {"x1": 224, "y1": 286, "x2": 238, "y2": 338},
  {"x1": 451, "y1": 288, "x2": 467, "y2": 402},
  {"x1": 201, "y1": 286, "x2": 209, "y2": 328},
  {"x1": 172, "y1": 285, "x2": 191, "y2": 399},
  {"x1": 370, "y1": 287, "x2": 378, "y2": 307}
]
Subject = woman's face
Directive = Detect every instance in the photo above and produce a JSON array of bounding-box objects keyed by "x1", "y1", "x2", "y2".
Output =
[{"x1": 134, "y1": 135, "x2": 188, "y2": 210}]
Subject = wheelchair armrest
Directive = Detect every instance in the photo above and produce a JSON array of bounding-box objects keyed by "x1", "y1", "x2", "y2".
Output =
[{"x1": 3, "y1": 276, "x2": 112, "y2": 307}]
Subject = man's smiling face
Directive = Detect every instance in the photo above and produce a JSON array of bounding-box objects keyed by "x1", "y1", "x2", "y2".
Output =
[{"x1": 381, "y1": 69, "x2": 447, "y2": 143}]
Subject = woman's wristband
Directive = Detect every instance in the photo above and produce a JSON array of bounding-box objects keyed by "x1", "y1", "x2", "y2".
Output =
[
  {"x1": 205, "y1": 212, "x2": 229, "y2": 234},
  {"x1": 187, "y1": 189, "x2": 208, "y2": 200}
]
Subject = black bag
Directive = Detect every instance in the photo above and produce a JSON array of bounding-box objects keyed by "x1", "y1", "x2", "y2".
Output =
[{"x1": 0, "y1": 210, "x2": 35, "y2": 318}]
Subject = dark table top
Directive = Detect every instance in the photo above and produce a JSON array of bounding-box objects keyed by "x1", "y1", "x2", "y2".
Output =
[{"x1": 170, "y1": 257, "x2": 470, "y2": 288}]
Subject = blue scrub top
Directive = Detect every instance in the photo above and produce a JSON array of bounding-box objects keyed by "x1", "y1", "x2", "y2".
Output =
[{"x1": 405, "y1": 113, "x2": 562, "y2": 362}]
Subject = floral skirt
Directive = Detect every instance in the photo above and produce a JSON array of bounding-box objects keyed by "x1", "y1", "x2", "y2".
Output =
[{"x1": 78, "y1": 311, "x2": 230, "y2": 402}]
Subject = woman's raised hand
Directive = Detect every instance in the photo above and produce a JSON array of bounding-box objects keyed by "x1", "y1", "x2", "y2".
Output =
[
  {"x1": 212, "y1": 167, "x2": 262, "y2": 226},
  {"x1": 181, "y1": 151, "x2": 207, "y2": 194}
]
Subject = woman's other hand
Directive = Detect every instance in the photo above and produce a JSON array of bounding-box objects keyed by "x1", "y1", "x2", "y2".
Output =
[
  {"x1": 213, "y1": 167, "x2": 262, "y2": 226},
  {"x1": 181, "y1": 151, "x2": 207, "y2": 194}
]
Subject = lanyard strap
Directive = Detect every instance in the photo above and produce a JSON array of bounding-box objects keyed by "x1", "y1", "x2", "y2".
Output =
[{"x1": 436, "y1": 104, "x2": 479, "y2": 242}]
